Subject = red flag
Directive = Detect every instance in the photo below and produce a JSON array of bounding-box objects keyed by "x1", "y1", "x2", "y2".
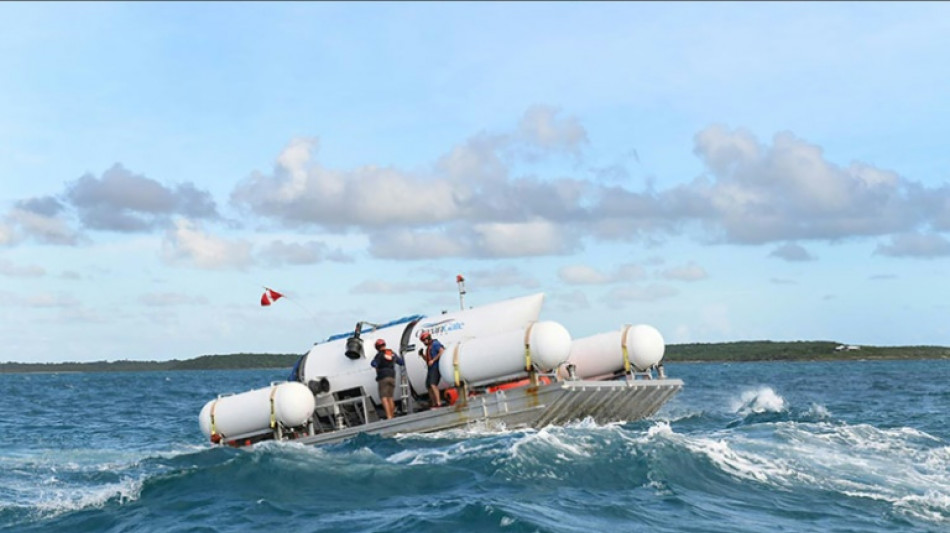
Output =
[{"x1": 261, "y1": 288, "x2": 283, "y2": 306}]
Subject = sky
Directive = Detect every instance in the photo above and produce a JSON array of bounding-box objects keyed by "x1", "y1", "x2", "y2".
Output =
[{"x1": 1, "y1": 2, "x2": 949, "y2": 364}]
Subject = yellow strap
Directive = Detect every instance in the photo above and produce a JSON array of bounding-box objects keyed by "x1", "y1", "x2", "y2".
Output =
[
  {"x1": 210, "y1": 399, "x2": 219, "y2": 436},
  {"x1": 621, "y1": 325, "x2": 632, "y2": 373},
  {"x1": 523, "y1": 322, "x2": 535, "y2": 372},
  {"x1": 452, "y1": 343, "x2": 462, "y2": 386},
  {"x1": 269, "y1": 385, "x2": 278, "y2": 429}
]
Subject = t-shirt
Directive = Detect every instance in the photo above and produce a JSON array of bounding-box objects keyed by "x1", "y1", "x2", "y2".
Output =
[
  {"x1": 372, "y1": 349, "x2": 404, "y2": 380},
  {"x1": 427, "y1": 340, "x2": 445, "y2": 365}
]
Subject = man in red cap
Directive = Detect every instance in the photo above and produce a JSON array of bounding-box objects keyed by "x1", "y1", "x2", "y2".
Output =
[
  {"x1": 371, "y1": 339, "x2": 404, "y2": 419},
  {"x1": 420, "y1": 331, "x2": 444, "y2": 408}
]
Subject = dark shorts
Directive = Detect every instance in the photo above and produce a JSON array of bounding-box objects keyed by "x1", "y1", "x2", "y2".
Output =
[
  {"x1": 425, "y1": 364, "x2": 441, "y2": 387},
  {"x1": 377, "y1": 377, "x2": 396, "y2": 398}
]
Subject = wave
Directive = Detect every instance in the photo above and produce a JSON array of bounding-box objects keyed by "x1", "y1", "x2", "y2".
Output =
[
  {"x1": 0, "y1": 444, "x2": 208, "y2": 532},
  {"x1": 653, "y1": 415, "x2": 950, "y2": 528},
  {"x1": 3, "y1": 392, "x2": 949, "y2": 532},
  {"x1": 730, "y1": 386, "x2": 787, "y2": 415}
]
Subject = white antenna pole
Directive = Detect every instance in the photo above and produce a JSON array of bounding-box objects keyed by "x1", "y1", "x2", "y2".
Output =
[{"x1": 456, "y1": 274, "x2": 466, "y2": 310}]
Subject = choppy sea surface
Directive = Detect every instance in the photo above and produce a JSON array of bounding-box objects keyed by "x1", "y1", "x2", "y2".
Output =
[{"x1": 1, "y1": 359, "x2": 948, "y2": 532}]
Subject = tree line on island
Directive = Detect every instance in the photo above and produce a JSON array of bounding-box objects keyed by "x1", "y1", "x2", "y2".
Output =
[{"x1": 2, "y1": 341, "x2": 948, "y2": 374}]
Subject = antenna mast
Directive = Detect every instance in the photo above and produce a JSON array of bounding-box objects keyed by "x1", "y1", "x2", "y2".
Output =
[{"x1": 456, "y1": 274, "x2": 466, "y2": 310}]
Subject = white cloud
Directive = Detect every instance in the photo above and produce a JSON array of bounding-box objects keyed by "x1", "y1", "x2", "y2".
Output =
[
  {"x1": 559, "y1": 265, "x2": 611, "y2": 285},
  {"x1": 231, "y1": 139, "x2": 458, "y2": 229},
  {"x1": 436, "y1": 133, "x2": 510, "y2": 186},
  {"x1": 259, "y1": 239, "x2": 354, "y2": 265},
  {"x1": 660, "y1": 261, "x2": 708, "y2": 281},
  {"x1": 161, "y1": 218, "x2": 253, "y2": 270},
  {"x1": 558, "y1": 262, "x2": 646, "y2": 285},
  {"x1": 672, "y1": 126, "x2": 935, "y2": 244},
  {"x1": 351, "y1": 279, "x2": 450, "y2": 294},
  {"x1": 230, "y1": 108, "x2": 593, "y2": 261},
  {"x1": 0, "y1": 223, "x2": 13, "y2": 245},
  {"x1": 466, "y1": 265, "x2": 539, "y2": 290},
  {"x1": 7, "y1": 206, "x2": 80, "y2": 245},
  {"x1": 473, "y1": 219, "x2": 577, "y2": 257},
  {"x1": 224, "y1": 111, "x2": 950, "y2": 266},
  {"x1": 0, "y1": 259, "x2": 45, "y2": 278},
  {"x1": 769, "y1": 243, "x2": 816, "y2": 262},
  {"x1": 66, "y1": 164, "x2": 218, "y2": 232},
  {"x1": 12, "y1": 109, "x2": 941, "y2": 268},
  {"x1": 367, "y1": 227, "x2": 471, "y2": 259},
  {"x1": 874, "y1": 232, "x2": 950, "y2": 258},
  {"x1": 607, "y1": 283, "x2": 679, "y2": 305},
  {"x1": 517, "y1": 105, "x2": 588, "y2": 154},
  {"x1": 367, "y1": 219, "x2": 578, "y2": 260}
]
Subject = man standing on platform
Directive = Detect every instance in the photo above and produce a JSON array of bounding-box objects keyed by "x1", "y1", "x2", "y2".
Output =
[
  {"x1": 419, "y1": 331, "x2": 444, "y2": 408},
  {"x1": 371, "y1": 339, "x2": 404, "y2": 419}
]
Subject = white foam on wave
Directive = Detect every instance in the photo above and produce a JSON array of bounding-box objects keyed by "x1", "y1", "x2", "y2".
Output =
[
  {"x1": 893, "y1": 490, "x2": 950, "y2": 524},
  {"x1": 805, "y1": 403, "x2": 831, "y2": 419},
  {"x1": 509, "y1": 425, "x2": 593, "y2": 461},
  {"x1": 385, "y1": 418, "x2": 637, "y2": 469},
  {"x1": 658, "y1": 409, "x2": 707, "y2": 424},
  {"x1": 730, "y1": 386, "x2": 786, "y2": 415},
  {"x1": 686, "y1": 433, "x2": 812, "y2": 486},
  {"x1": 404, "y1": 420, "x2": 516, "y2": 440},
  {"x1": 386, "y1": 420, "x2": 633, "y2": 471},
  {"x1": 3, "y1": 444, "x2": 206, "y2": 473},
  {"x1": 386, "y1": 437, "x2": 503, "y2": 466},
  {"x1": 0, "y1": 444, "x2": 209, "y2": 518},
  {"x1": 664, "y1": 416, "x2": 950, "y2": 525},
  {"x1": 612, "y1": 418, "x2": 819, "y2": 488},
  {"x1": 21, "y1": 476, "x2": 144, "y2": 520},
  {"x1": 790, "y1": 423, "x2": 950, "y2": 523},
  {"x1": 559, "y1": 416, "x2": 626, "y2": 431},
  {"x1": 647, "y1": 421, "x2": 674, "y2": 438}
]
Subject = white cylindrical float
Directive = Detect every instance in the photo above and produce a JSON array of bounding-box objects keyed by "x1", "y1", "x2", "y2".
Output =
[
  {"x1": 438, "y1": 321, "x2": 572, "y2": 386},
  {"x1": 198, "y1": 381, "x2": 316, "y2": 440},
  {"x1": 561, "y1": 324, "x2": 665, "y2": 379}
]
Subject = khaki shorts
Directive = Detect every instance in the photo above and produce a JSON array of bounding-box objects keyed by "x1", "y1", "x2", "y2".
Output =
[{"x1": 377, "y1": 377, "x2": 396, "y2": 398}]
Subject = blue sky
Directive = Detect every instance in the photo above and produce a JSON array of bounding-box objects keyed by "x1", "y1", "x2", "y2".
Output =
[{"x1": 2, "y1": 2, "x2": 949, "y2": 363}]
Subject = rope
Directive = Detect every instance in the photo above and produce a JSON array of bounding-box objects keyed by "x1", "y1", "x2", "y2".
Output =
[
  {"x1": 269, "y1": 385, "x2": 278, "y2": 429},
  {"x1": 452, "y1": 343, "x2": 463, "y2": 386},
  {"x1": 621, "y1": 324, "x2": 632, "y2": 373},
  {"x1": 523, "y1": 322, "x2": 536, "y2": 372},
  {"x1": 210, "y1": 399, "x2": 219, "y2": 441}
]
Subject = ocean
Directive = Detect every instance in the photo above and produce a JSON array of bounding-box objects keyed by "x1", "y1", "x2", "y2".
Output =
[{"x1": 1, "y1": 359, "x2": 947, "y2": 532}]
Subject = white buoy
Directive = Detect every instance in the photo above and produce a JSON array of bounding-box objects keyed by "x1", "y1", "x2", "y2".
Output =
[
  {"x1": 438, "y1": 320, "x2": 572, "y2": 386},
  {"x1": 561, "y1": 324, "x2": 665, "y2": 379},
  {"x1": 198, "y1": 381, "x2": 316, "y2": 440}
]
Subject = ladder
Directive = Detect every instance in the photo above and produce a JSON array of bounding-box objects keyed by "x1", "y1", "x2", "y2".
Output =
[{"x1": 398, "y1": 364, "x2": 414, "y2": 415}]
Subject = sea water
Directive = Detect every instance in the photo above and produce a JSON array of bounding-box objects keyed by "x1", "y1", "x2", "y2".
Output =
[{"x1": 0, "y1": 360, "x2": 947, "y2": 532}]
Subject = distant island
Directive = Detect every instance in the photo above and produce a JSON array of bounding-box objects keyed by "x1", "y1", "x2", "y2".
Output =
[{"x1": 1, "y1": 341, "x2": 948, "y2": 374}]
